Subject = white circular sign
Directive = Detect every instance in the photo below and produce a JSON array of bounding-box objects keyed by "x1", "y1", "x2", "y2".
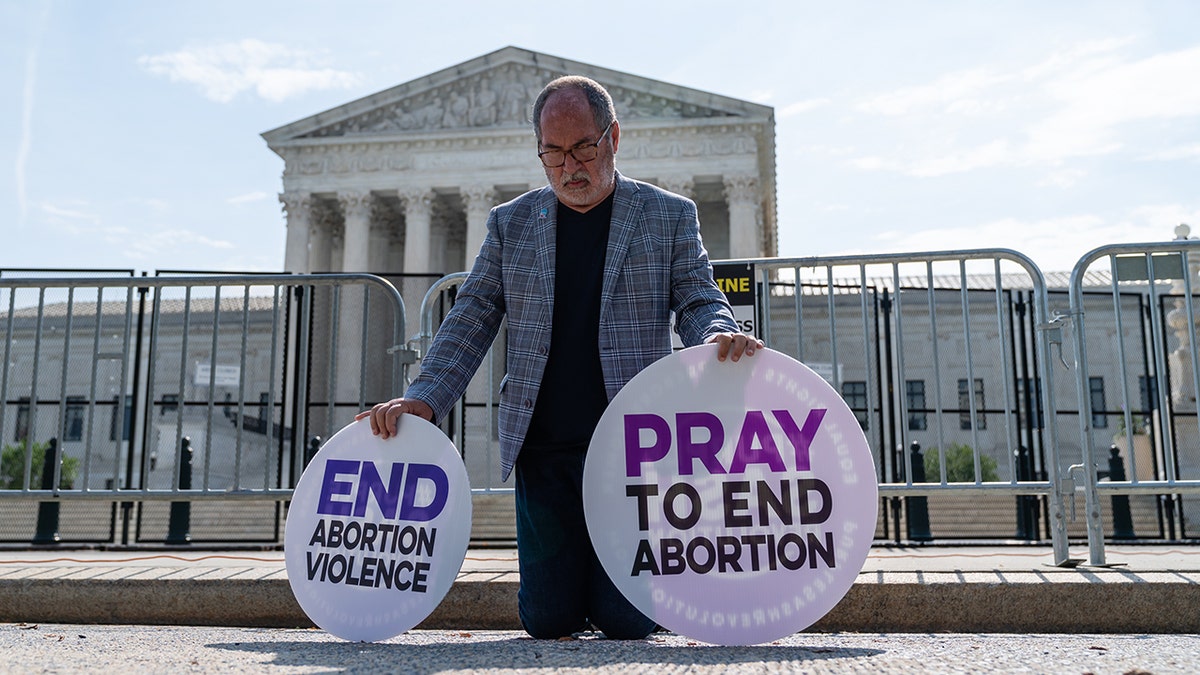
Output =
[
  {"x1": 583, "y1": 345, "x2": 877, "y2": 645},
  {"x1": 284, "y1": 417, "x2": 472, "y2": 642}
]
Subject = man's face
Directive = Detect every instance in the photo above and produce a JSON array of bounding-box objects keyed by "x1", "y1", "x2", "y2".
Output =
[{"x1": 538, "y1": 90, "x2": 619, "y2": 213}]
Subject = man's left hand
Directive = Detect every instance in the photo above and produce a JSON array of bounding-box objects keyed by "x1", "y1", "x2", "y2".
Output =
[{"x1": 706, "y1": 332, "x2": 764, "y2": 362}]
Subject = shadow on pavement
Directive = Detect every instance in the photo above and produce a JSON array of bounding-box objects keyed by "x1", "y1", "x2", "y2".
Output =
[{"x1": 208, "y1": 634, "x2": 884, "y2": 671}]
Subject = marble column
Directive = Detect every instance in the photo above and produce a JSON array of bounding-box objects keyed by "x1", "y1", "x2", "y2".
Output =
[
  {"x1": 335, "y1": 190, "x2": 373, "y2": 403},
  {"x1": 658, "y1": 175, "x2": 695, "y2": 200},
  {"x1": 459, "y1": 185, "x2": 501, "y2": 468},
  {"x1": 399, "y1": 187, "x2": 435, "y2": 343},
  {"x1": 724, "y1": 174, "x2": 761, "y2": 259},
  {"x1": 368, "y1": 200, "x2": 396, "y2": 275},
  {"x1": 338, "y1": 190, "x2": 373, "y2": 273},
  {"x1": 278, "y1": 191, "x2": 312, "y2": 466},
  {"x1": 462, "y1": 185, "x2": 495, "y2": 271},
  {"x1": 280, "y1": 191, "x2": 312, "y2": 273},
  {"x1": 400, "y1": 187, "x2": 435, "y2": 274},
  {"x1": 309, "y1": 214, "x2": 332, "y2": 273}
]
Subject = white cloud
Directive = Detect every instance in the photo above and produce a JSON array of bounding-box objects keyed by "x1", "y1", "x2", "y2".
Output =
[
  {"x1": 856, "y1": 212, "x2": 1191, "y2": 273},
  {"x1": 845, "y1": 155, "x2": 893, "y2": 172},
  {"x1": 38, "y1": 206, "x2": 236, "y2": 262},
  {"x1": 49, "y1": 220, "x2": 133, "y2": 244},
  {"x1": 110, "y1": 197, "x2": 172, "y2": 213},
  {"x1": 748, "y1": 89, "x2": 775, "y2": 104},
  {"x1": 904, "y1": 140, "x2": 1014, "y2": 177},
  {"x1": 17, "y1": 51, "x2": 35, "y2": 221},
  {"x1": 847, "y1": 39, "x2": 1200, "y2": 177},
  {"x1": 16, "y1": 2, "x2": 53, "y2": 223},
  {"x1": 1128, "y1": 204, "x2": 1200, "y2": 236},
  {"x1": 857, "y1": 67, "x2": 1011, "y2": 117},
  {"x1": 778, "y1": 98, "x2": 830, "y2": 118},
  {"x1": 1027, "y1": 45, "x2": 1200, "y2": 162},
  {"x1": 847, "y1": 144, "x2": 1016, "y2": 176},
  {"x1": 123, "y1": 229, "x2": 236, "y2": 261},
  {"x1": 227, "y1": 191, "x2": 270, "y2": 204},
  {"x1": 41, "y1": 202, "x2": 102, "y2": 224},
  {"x1": 1140, "y1": 143, "x2": 1200, "y2": 161},
  {"x1": 138, "y1": 39, "x2": 362, "y2": 103},
  {"x1": 1037, "y1": 168, "x2": 1087, "y2": 189}
]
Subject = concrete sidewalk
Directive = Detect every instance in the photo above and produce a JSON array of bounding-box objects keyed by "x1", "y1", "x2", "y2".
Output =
[{"x1": 1, "y1": 544, "x2": 1198, "y2": 633}]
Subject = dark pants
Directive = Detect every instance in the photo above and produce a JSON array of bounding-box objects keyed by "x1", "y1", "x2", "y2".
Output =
[{"x1": 514, "y1": 446, "x2": 656, "y2": 640}]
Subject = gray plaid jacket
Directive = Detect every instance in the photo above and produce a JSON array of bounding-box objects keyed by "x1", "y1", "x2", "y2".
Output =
[{"x1": 404, "y1": 172, "x2": 737, "y2": 481}]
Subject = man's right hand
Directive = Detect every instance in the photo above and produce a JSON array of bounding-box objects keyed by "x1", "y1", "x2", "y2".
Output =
[{"x1": 355, "y1": 398, "x2": 435, "y2": 440}]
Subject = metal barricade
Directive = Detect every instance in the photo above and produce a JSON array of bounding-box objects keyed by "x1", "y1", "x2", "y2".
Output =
[
  {"x1": 748, "y1": 250, "x2": 1068, "y2": 564},
  {"x1": 0, "y1": 273, "x2": 407, "y2": 545},
  {"x1": 1067, "y1": 236, "x2": 1200, "y2": 565},
  {"x1": 412, "y1": 273, "x2": 509, "y2": 494},
  {"x1": 417, "y1": 250, "x2": 1073, "y2": 562},
  {"x1": 409, "y1": 273, "x2": 516, "y2": 543}
]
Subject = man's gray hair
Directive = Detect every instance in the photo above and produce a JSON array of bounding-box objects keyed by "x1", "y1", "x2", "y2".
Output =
[{"x1": 532, "y1": 76, "x2": 616, "y2": 144}]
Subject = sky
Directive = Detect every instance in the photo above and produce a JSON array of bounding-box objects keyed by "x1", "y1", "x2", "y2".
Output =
[{"x1": 3, "y1": 0, "x2": 1199, "y2": 275}]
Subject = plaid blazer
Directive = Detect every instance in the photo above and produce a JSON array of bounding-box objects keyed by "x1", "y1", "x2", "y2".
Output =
[{"x1": 405, "y1": 172, "x2": 737, "y2": 481}]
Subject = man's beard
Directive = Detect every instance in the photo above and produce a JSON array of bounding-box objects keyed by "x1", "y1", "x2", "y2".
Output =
[
  {"x1": 560, "y1": 170, "x2": 589, "y2": 187},
  {"x1": 552, "y1": 163, "x2": 614, "y2": 210}
]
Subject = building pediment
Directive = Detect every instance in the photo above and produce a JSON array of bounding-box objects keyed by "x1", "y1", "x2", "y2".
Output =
[
  {"x1": 262, "y1": 46, "x2": 772, "y2": 144},
  {"x1": 267, "y1": 47, "x2": 779, "y2": 268}
]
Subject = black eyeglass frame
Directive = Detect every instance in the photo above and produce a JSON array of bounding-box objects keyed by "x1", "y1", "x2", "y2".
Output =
[{"x1": 537, "y1": 122, "x2": 614, "y2": 168}]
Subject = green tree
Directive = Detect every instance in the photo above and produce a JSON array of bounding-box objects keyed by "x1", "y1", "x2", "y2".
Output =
[
  {"x1": 1, "y1": 441, "x2": 79, "y2": 489},
  {"x1": 923, "y1": 443, "x2": 999, "y2": 483}
]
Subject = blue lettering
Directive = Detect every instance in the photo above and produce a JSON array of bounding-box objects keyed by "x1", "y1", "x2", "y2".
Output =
[
  {"x1": 353, "y1": 462, "x2": 405, "y2": 518},
  {"x1": 316, "y1": 460, "x2": 359, "y2": 516},
  {"x1": 399, "y1": 463, "x2": 449, "y2": 522}
]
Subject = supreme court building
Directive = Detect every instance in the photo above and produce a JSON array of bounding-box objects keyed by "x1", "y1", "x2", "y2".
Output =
[
  {"x1": 262, "y1": 48, "x2": 777, "y2": 499},
  {"x1": 263, "y1": 46, "x2": 777, "y2": 293}
]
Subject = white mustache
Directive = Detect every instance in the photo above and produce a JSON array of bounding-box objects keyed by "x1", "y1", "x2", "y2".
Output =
[{"x1": 561, "y1": 172, "x2": 589, "y2": 186}]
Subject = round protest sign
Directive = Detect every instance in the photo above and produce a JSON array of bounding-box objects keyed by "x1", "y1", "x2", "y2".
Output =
[
  {"x1": 284, "y1": 417, "x2": 472, "y2": 642},
  {"x1": 583, "y1": 345, "x2": 877, "y2": 645}
]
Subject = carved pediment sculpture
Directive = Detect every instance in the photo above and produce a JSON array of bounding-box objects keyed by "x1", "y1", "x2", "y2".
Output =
[{"x1": 265, "y1": 47, "x2": 758, "y2": 143}]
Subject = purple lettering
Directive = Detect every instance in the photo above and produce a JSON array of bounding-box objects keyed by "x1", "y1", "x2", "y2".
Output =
[
  {"x1": 730, "y1": 411, "x2": 786, "y2": 473},
  {"x1": 676, "y1": 412, "x2": 726, "y2": 476},
  {"x1": 625, "y1": 413, "x2": 671, "y2": 478},
  {"x1": 316, "y1": 460, "x2": 359, "y2": 517},
  {"x1": 352, "y1": 462, "x2": 405, "y2": 519},
  {"x1": 398, "y1": 463, "x2": 449, "y2": 522},
  {"x1": 773, "y1": 409, "x2": 826, "y2": 471}
]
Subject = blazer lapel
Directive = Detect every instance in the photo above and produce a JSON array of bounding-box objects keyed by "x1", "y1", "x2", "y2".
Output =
[
  {"x1": 601, "y1": 173, "x2": 640, "y2": 312},
  {"x1": 533, "y1": 188, "x2": 558, "y2": 310}
]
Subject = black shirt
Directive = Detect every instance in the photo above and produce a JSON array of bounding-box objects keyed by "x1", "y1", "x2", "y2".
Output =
[{"x1": 522, "y1": 192, "x2": 615, "y2": 451}]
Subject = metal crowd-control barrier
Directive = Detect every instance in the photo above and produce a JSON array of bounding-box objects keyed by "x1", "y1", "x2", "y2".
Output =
[
  {"x1": 743, "y1": 249, "x2": 1069, "y2": 565},
  {"x1": 8, "y1": 237, "x2": 1192, "y2": 560},
  {"x1": 1067, "y1": 236, "x2": 1200, "y2": 566},
  {"x1": 0, "y1": 273, "x2": 407, "y2": 545},
  {"x1": 420, "y1": 250, "x2": 1075, "y2": 563},
  {"x1": 412, "y1": 272, "x2": 511, "y2": 495}
]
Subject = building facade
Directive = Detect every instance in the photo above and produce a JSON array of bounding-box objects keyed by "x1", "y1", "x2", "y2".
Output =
[{"x1": 262, "y1": 46, "x2": 777, "y2": 287}]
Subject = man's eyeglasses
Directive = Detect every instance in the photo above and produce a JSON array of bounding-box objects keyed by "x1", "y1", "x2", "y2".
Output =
[{"x1": 537, "y1": 122, "x2": 614, "y2": 168}]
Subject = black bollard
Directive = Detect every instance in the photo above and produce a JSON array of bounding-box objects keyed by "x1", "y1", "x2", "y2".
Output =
[
  {"x1": 1108, "y1": 445, "x2": 1135, "y2": 539},
  {"x1": 1014, "y1": 445, "x2": 1037, "y2": 541},
  {"x1": 33, "y1": 438, "x2": 62, "y2": 545},
  {"x1": 905, "y1": 442, "x2": 933, "y2": 542},
  {"x1": 166, "y1": 437, "x2": 193, "y2": 545}
]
